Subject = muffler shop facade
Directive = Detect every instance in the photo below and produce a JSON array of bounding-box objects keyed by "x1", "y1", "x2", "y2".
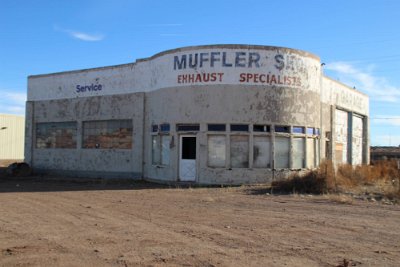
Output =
[{"x1": 25, "y1": 45, "x2": 369, "y2": 184}]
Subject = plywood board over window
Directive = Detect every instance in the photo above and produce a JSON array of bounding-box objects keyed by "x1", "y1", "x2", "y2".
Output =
[
  {"x1": 36, "y1": 122, "x2": 77, "y2": 149},
  {"x1": 230, "y1": 135, "x2": 249, "y2": 168},
  {"x1": 253, "y1": 136, "x2": 271, "y2": 168},
  {"x1": 83, "y1": 120, "x2": 132, "y2": 149},
  {"x1": 335, "y1": 109, "x2": 348, "y2": 164},
  {"x1": 275, "y1": 136, "x2": 290, "y2": 169},
  {"x1": 293, "y1": 137, "x2": 305, "y2": 169},
  {"x1": 208, "y1": 135, "x2": 226, "y2": 167},
  {"x1": 352, "y1": 115, "x2": 363, "y2": 165}
]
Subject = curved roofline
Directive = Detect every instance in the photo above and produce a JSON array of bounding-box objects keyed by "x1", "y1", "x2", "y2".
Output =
[
  {"x1": 137, "y1": 44, "x2": 320, "y2": 62},
  {"x1": 29, "y1": 44, "x2": 320, "y2": 78}
]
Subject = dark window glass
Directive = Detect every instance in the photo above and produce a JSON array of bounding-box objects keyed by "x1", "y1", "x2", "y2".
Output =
[
  {"x1": 182, "y1": 137, "x2": 196, "y2": 159},
  {"x1": 208, "y1": 124, "x2": 226, "y2": 131},
  {"x1": 230, "y1": 124, "x2": 249, "y2": 132},
  {"x1": 253, "y1": 125, "x2": 270, "y2": 132},
  {"x1": 160, "y1": 123, "x2": 170, "y2": 132},
  {"x1": 83, "y1": 120, "x2": 133, "y2": 149},
  {"x1": 275, "y1": 125, "x2": 290, "y2": 133},
  {"x1": 293, "y1": 126, "x2": 305, "y2": 134},
  {"x1": 307, "y1": 127, "x2": 314, "y2": 135},
  {"x1": 177, "y1": 124, "x2": 200, "y2": 131},
  {"x1": 152, "y1": 125, "x2": 158, "y2": 132}
]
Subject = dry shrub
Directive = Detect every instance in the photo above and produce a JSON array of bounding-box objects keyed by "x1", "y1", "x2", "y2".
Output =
[
  {"x1": 336, "y1": 160, "x2": 400, "y2": 191},
  {"x1": 272, "y1": 160, "x2": 337, "y2": 194},
  {"x1": 326, "y1": 194, "x2": 353, "y2": 205},
  {"x1": 272, "y1": 160, "x2": 400, "y2": 198}
]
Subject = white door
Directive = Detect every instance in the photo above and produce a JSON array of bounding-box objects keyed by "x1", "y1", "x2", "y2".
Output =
[{"x1": 179, "y1": 135, "x2": 196, "y2": 181}]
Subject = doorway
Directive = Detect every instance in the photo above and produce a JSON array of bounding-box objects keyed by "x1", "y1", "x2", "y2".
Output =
[{"x1": 179, "y1": 135, "x2": 196, "y2": 181}]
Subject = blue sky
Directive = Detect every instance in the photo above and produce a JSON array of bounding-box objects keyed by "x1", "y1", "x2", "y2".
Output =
[{"x1": 1, "y1": 0, "x2": 399, "y2": 146}]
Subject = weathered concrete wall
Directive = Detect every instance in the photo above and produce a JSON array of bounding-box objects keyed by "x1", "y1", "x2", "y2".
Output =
[
  {"x1": 27, "y1": 93, "x2": 144, "y2": 178},
  {"x1": 26, "y1": 44, "x2": 370, "y2": 183},
  {"x1": 322, "y1": 77, "x2": 369, "y2": 116},
  {"x1": 143, "y1": 43, "x2": 322, "y2": 184},
  {"x1": 322, "y1": 77, "x2": 369, "y2": 166},
  {"x1": 144, "y1": 85, "x2": 321, "y2": 184}
]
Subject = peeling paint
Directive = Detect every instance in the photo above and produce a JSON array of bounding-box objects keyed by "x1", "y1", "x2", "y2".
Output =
[{"x1": 26, "y1": 45, "x2": 369, "y2": 184}]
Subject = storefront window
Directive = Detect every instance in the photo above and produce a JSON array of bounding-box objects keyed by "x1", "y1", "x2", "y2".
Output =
[
  {"x1": 230, "y1": 135, "x2": 249, "y2": 168},
  {"x1": 253, "y1": 136, "x2": 271, "y2": 168},
  {"x1": 275, "y1": 136, "x2": 290, "y2": 168},
  {"x1": 36, "y1": 122, "x2": 77, "y2": 149},
  {"x1": 207, "y1": 135, "x2": 226, "y2": 167},
  {"x1": 161, "y1": 135, "x2": 170, "y2": 165},
  {"x1": 293, "y1": 137, "x2": 305, "y2": 169},
  {"x1": 152, "y1": 135, "x2": 170, "y2": 165},
  {"x1": 307, "y1": 138, "x2": 315, "y2": 168},
  {"x1": 83, "y1": 120, "x2": 132, "y2": 149}
]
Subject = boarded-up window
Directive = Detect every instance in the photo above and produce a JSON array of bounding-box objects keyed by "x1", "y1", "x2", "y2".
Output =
[
  {"x1": 315, "y1": 138, "x2": 320, "y2": 167},
  {"x1": 152, "y1": 135, "x2": 170, "y2": 165},
  {"x1": 335, "y1": 143, "x2": 344, "y2": 164},
  {"x1": 152, "y1": 136, "x2": 161, "y2": 164},
  {"x1": 161, "y1": 135, "x2": 170, "y2": 165},
  {"x1": 230, "y1": 135, "x2": 249, "y2": 168},
  {"x1": 36, "y1": 122, "x2": 77, "y2": 149},
  {"x1": 253, "y1": 136, "x2": 271, "y2": 168},
  {"x1": 208, "y1": 135, "x2": 226, "y2": 167},
  {"x1": 275, "y1": 136, "x2": 289, "y2": 169},
  {"x1": 293, "y1": 137, "x2": 305, "y2": 169},
  {"x1": 352, "y1": 116, "x2": 363, "y2": 165},
  {"x1": 335, "y1": 109, "x2": 348, "y2": 163},
  {"x1": 83, "y1": 120, "x2": 132, "y2": 149},
  {"x1": 306, "y1": 138, "x2": 315, "y2": 168}
]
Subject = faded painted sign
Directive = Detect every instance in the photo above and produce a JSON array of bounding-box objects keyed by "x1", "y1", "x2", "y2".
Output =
[
  {"x1": 28, "y1": 47, "x2": 321, "y2": 101},
  {"x1": 172, "y1": 50, "x2": 316, "y2": 89},
  {"x1": 322, "y1": 77, "x2": 369, "y2": 116}
]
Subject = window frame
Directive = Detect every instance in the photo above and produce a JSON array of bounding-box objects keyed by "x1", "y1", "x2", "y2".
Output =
[{"x1": 82, "y1": 119, "x2": 133, "y2": 149}]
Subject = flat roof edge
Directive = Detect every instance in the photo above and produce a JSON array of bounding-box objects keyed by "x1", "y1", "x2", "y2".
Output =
[
  {"x1": 323, "y1": 76, "x2": 369, "y2": 97},
  {"x1": 0, "y1": 113, "x2": 25, "y2": 118},
  {"x1": 28, "y1": 62, "x2": 136, "y2": 79}
]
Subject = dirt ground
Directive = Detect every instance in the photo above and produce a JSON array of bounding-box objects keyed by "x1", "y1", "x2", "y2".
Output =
[{"x1": 0, "y1": 177, "x2": 399, "y2": 267}]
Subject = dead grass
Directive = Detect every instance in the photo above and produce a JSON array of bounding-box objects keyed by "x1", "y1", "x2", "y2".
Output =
[
  {"x1": 324, "y1": 194, "x2": 354, "y2": 205},
  {"x1": 272, "y1": 160, "x2": 400, "y2": 201}
]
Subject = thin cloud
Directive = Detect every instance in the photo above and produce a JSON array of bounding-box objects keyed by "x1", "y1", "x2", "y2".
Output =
[
  {"x1": 0, "y1": 90, "x2": 26, "y2": 115},
  {"x1": 54, "y1": 25, "x2": 104, "y2": 42},
  {"x1": 69, "y1": 31, "x2": 104, "y2": 41},
  {"x1": 325, "y1": 62, "x2": 400, "y2": 103}
]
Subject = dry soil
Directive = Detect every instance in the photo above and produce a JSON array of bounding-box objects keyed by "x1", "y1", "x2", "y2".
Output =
[{"x1": 0, "y1": 177, "x2": 399, "y2": 267}]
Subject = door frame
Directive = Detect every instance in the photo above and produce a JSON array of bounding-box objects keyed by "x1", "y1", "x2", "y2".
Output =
[{"x1": 179, "y1": 135, "x2": 197, "y2": 182}]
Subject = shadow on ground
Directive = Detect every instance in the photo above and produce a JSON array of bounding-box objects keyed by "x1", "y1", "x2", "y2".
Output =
[{"x1": 0, "y1": 174, "x2": 171, "y2": 193}]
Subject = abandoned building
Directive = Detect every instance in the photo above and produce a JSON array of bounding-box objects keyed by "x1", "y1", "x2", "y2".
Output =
[{"x1": 25, "y1": 44, "x2": 369, "y2": 184}]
